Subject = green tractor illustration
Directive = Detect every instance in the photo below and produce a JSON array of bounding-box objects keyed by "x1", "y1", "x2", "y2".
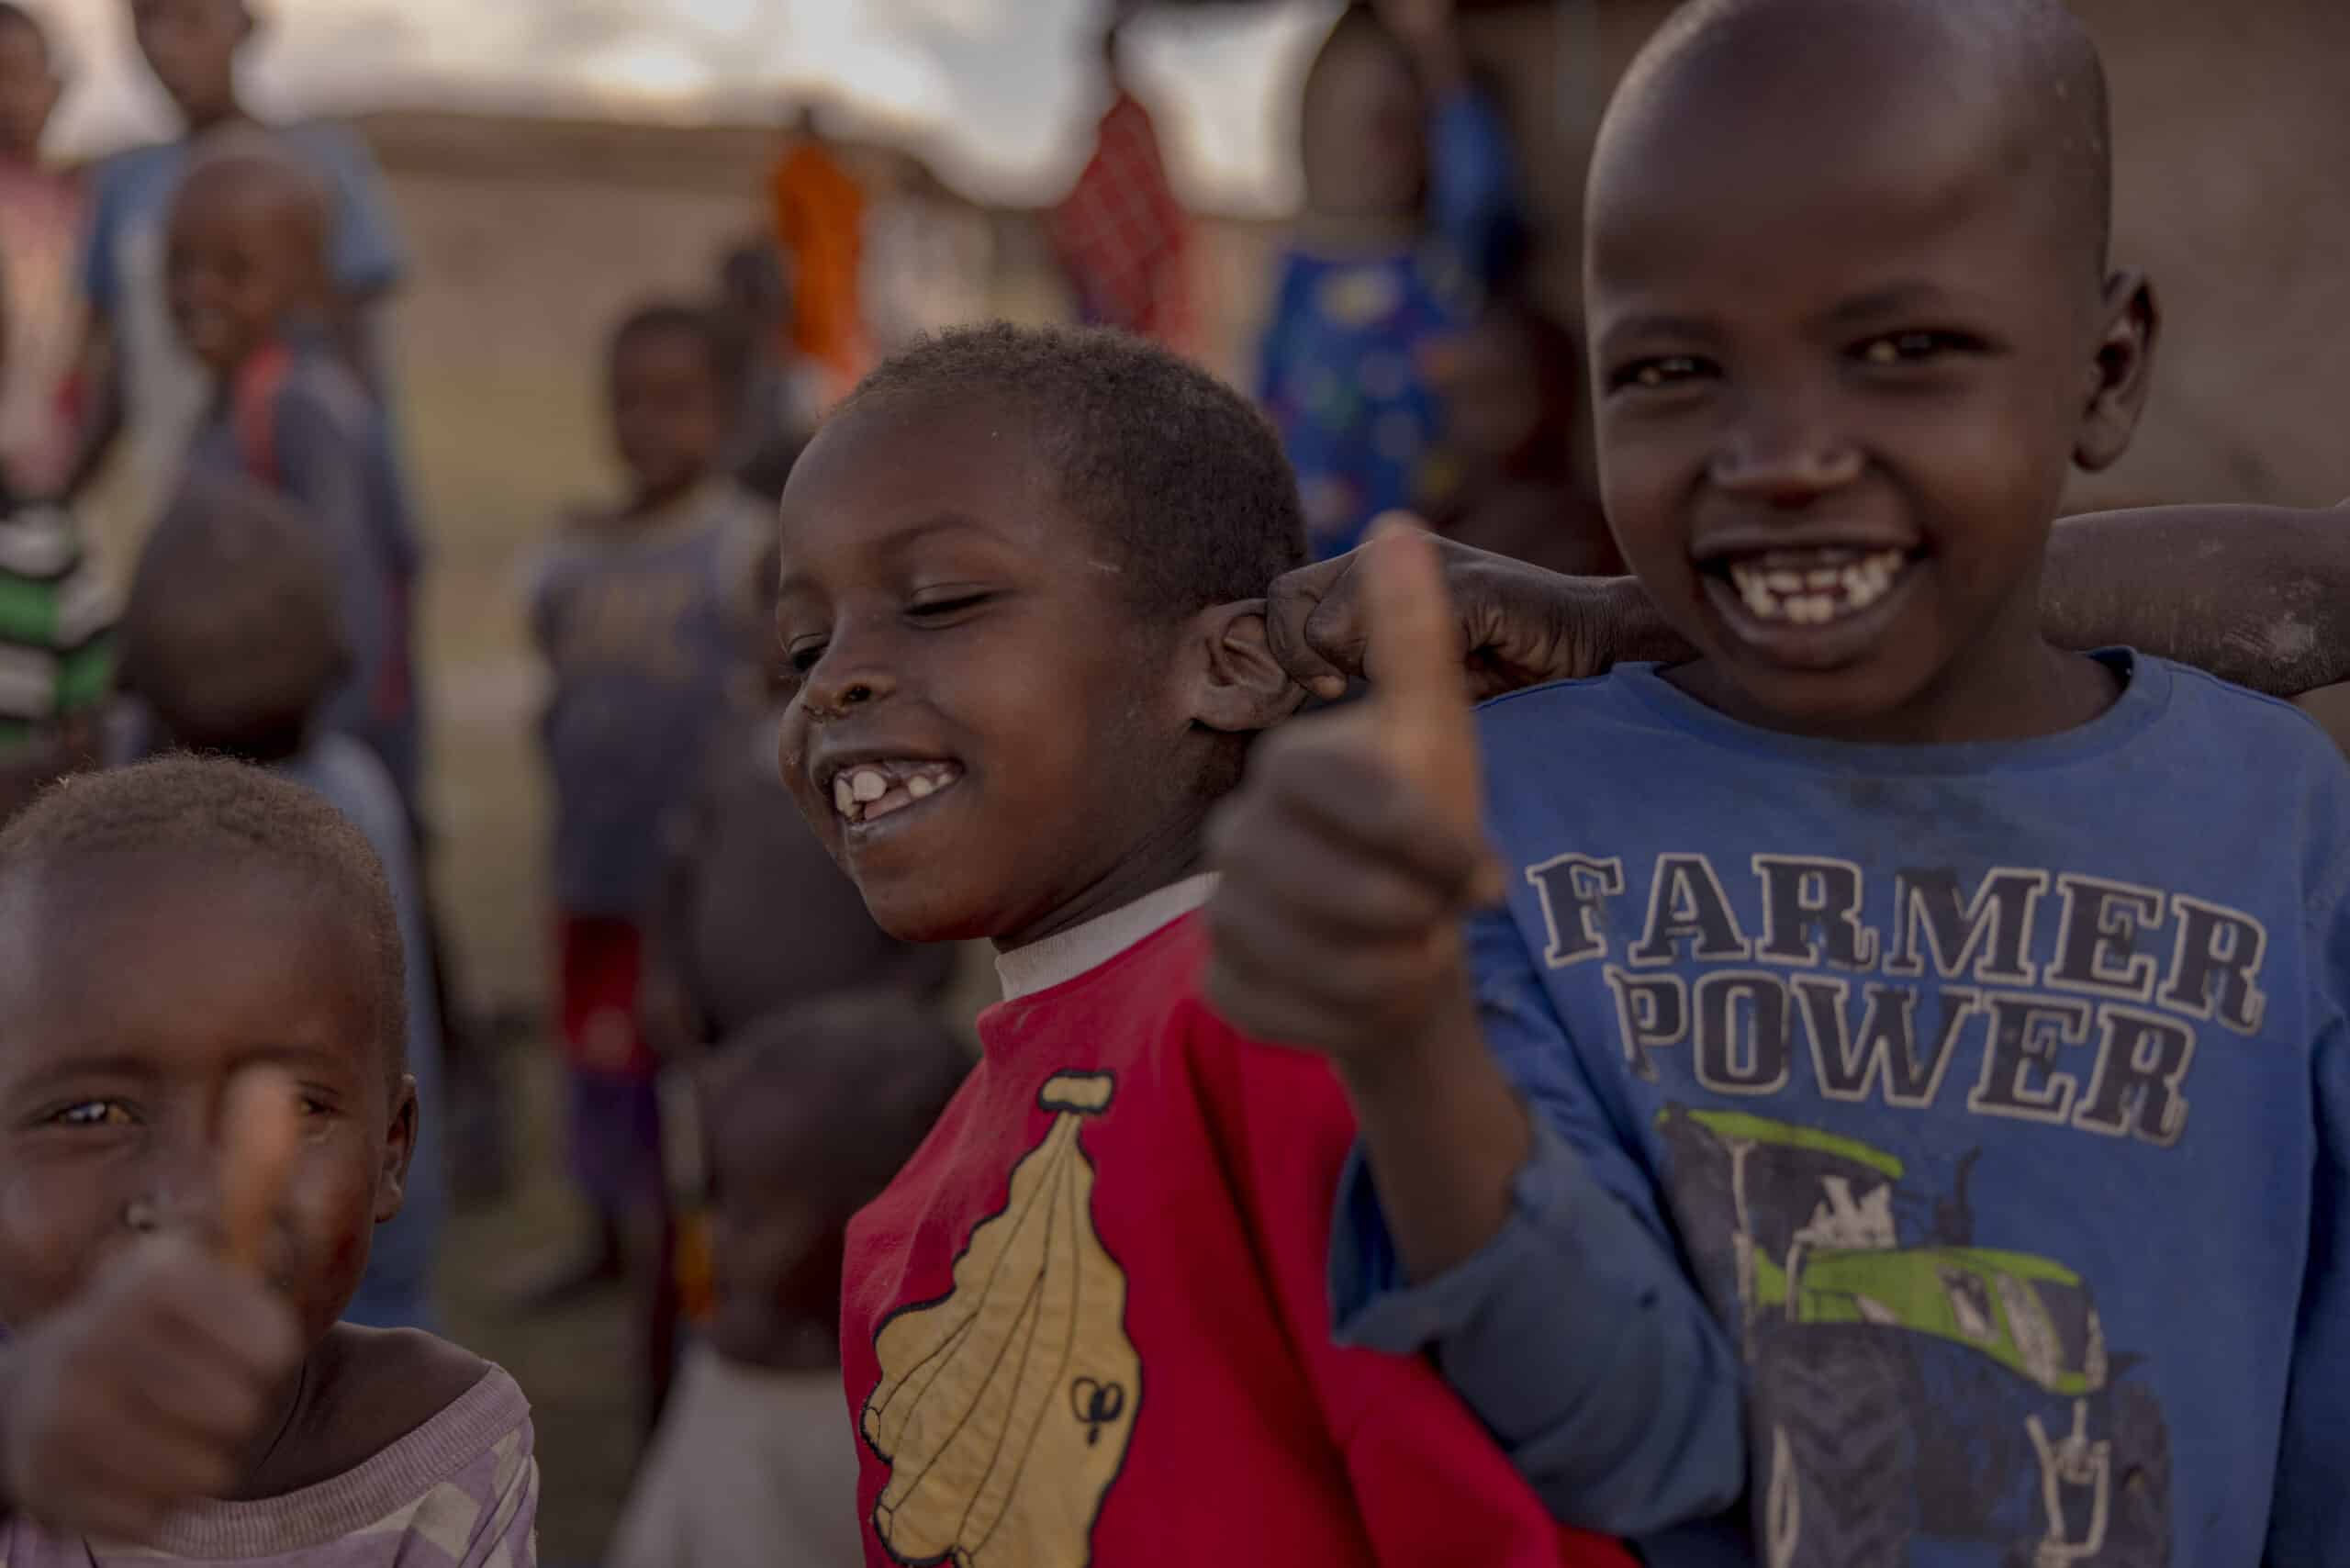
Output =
[{"x1": 1656, "y1": 1107, "x2": 2170, "y2": 1568}]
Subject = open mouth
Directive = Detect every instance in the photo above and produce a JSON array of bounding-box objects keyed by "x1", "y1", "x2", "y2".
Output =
[
  {"x1": 1710, "y1": 546, "x2": 1915, "y2": 628},
  {"x1": 827, "y1": 759, "x2": 966, "y2": 828}
]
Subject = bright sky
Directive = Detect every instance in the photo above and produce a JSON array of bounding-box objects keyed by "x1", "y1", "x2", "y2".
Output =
[{"x1": 41, "y1": 0, "x2": 1345, "y2": 210}]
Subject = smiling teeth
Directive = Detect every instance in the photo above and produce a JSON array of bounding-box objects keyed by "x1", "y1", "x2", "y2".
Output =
[
  {"x1": 832, "y1": 761, "x2": 963, "y2": 825},
  {"x1": 1729, "y1": 549, "x2": 1907, "y2": 625}
]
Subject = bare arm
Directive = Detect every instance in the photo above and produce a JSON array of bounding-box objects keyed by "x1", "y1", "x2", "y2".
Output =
[
  {"x1": 2041, "y1": 504, "x2": 2350, "y2": 696},
  {"x1": 1271, "y1": 503, "x2": 2350, "y2": 702}
]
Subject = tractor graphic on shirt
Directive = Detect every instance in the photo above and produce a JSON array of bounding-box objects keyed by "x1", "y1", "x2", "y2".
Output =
[{"x1": 1656, "y1": 1106, "x2": 2172, "y2": 1568}]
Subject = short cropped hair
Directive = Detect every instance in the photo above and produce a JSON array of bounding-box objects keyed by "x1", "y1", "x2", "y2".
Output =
[
  {"x1": 0, "y1": 756, "x2": 407, "y2": 1085},
  {"x1": 173, "y1": 127, "x2": 332, "y2": 248},
  {"x1": 118, "y1": 473, "x2": 342, "y2": 758},
  {"x1": 837, "y1": 323, "x2": 1308, "y2": 622}
]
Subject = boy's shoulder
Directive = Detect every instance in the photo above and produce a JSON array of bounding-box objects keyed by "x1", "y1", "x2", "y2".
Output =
[
  {"x1": 2148, "y1": 653, "x2": 2346, "y2": 761},
  {"x1": 259, "y1": 337, "x2": 373, "y2": 428},
  {"x1": 2140, "y1": 655, "x2": 2350, "y2": 872},
  {"x1": 302, "y1": 1326, "x2": 512, "y2": 1479},
  {"x1": 1472, "y1": 666, "x2": 1665, "y2": 758},
  {"x1": 84, "y1": 137, "x2": 180, "y2": 200}
]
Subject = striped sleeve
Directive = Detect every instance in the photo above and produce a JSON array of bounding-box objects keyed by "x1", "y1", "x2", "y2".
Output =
[{"x1": 0, "y1": 509, "x2": 117, "y2": 741}]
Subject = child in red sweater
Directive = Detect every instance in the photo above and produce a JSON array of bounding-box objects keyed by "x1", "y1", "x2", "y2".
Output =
[{"x1": 772, "y1": 323, "x2": 1627, "y2": 1568}]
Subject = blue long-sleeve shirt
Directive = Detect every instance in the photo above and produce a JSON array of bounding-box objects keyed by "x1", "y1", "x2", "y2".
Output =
[
  {"x1": 1333, "y1": 653, "x2": 2350, "y2": 1565},
  {"x1": 278, "y1": 733, "x2": 442, "y2": 1331}
]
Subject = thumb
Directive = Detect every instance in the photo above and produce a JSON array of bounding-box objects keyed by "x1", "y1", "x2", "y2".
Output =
[
  {"x1": 1362, "y1": 516, "x2": 1502, "y2": 902},
  {"x1": 218, "y1": 1068, "x2": 300, "y2": 1279}
]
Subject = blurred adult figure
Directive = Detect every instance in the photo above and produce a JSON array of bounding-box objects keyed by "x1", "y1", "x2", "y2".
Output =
[
  {"x1": 860, "y1": 152, "x2": 990, "y2": 357},
  {"x1": 768, "y1": 106, "x2": 867, "y2": 405},
  {"x1": 1048, "y1": 21, "x2": 1193, "y2": 351}
]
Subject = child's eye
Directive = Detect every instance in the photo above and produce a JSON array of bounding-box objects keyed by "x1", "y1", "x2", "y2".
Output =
[
  {"x1": 1608, "y1": 355, "x2": 1713, "y2": 394},
  {"x1": 49, "y1": 1101, "x2": 133, "y2": 1129},
  {"x1": 784, "y1": 640, "x2": 825, "y2": 676},
  {"x1": 1856, "y1": 330, "x2": 1985, "y2": 366}
]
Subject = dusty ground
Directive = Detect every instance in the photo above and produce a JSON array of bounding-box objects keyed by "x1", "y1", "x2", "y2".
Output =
[{"x1": 440, "y1": 1050, "x2": 642, "y2": 1567}]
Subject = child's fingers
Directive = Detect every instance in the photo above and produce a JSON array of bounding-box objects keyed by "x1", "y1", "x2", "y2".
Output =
[
  {"x1": 218, "y1": 1068, "x2": 299, "y2": 1278},
  {"x1": 1264, "y1": 556, "x2": 1358, "y2": 700},
  {"x1": 1362, "y1": 515, "x2": 1480, "y2": 830}
]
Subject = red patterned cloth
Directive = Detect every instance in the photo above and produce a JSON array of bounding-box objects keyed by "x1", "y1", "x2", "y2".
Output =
[{"x1": 1048, "y1": 91, "x2": 1194, "y2": 349}]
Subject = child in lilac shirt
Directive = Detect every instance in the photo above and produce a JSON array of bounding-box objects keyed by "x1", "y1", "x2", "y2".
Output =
[{"x1": 0, "y1": 757, "x2": 536, "y2": 1562}]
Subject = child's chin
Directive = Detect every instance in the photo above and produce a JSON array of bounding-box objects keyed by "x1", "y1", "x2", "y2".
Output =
[{"x1": 862, "y1": 882, "x2": 991, "y2": 947}]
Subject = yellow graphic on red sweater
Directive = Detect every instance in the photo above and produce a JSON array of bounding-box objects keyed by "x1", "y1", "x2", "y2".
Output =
[{"x1": 863, "y1": 1071, "x2": 1139, "y2": 1567}]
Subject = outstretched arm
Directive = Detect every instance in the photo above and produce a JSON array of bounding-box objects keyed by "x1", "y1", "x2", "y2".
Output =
[
  {"x1": 2041, "y1": 504, "x2": 2350, "y2": 696},
  {"x1": 1270, "y1": 504, "x2": 2350, "y2": 701}
]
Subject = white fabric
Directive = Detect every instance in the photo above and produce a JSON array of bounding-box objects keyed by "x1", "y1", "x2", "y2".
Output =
[
  {"x1": 607, "y1": 1346, "x2": 862, "y2": 1568},
  {"x1": 993, "y1": 873, "x2": 1218, "y2": 1002}
]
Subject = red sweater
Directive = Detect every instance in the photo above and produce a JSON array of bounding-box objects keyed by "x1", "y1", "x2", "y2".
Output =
[{"x1": 843, "y1": 912, "x2": 1629, "y2": 1567}]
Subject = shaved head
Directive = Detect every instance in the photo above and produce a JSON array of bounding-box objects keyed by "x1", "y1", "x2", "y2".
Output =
[
  {"x1": 1596, "y1": 0, "x2": 2112, "y2": 284},
  {"x1": 173, "y1": 135, "x2": 331, "y2": 261}
]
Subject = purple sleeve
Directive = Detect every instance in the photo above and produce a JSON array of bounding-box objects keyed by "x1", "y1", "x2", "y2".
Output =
[{"x1": 454, "y1": 1418, "x2": 541, "y2": 1568}]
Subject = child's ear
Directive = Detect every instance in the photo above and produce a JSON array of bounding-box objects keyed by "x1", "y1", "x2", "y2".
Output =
[
  {"x1": 374, "y1": 1072, "x2": 419, "y2": 1225},
  {"x1": 2075, "y1": 268, "x2": 2160, "y2": 472},
  {"x1": 1187, "y1": 599, "x2": 1307, "y2": 734}
]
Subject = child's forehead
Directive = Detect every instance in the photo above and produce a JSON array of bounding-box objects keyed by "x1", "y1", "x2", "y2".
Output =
[
  {"x1": 0, "y1": 860, "x2": 385, "y2": 1091},
  {"x1": 784, "y1": 391, "x2": 1070, "y2": 553},
  {"x1": 1589, "y1": 6, "x2": 2101, "y2": 309},
  {"x1": 2, "y1": 848, "x2": 376, "y2": 1019}
]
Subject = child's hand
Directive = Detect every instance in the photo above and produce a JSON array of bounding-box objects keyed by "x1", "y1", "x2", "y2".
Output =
[
  {"x1": 0, "y1": 1072, "x2": 305, "y2": 1541},
  {"x1": 1266, "y1": 529, "x2": 1658, "y2": 704},
  {"x1": 1206, "y1": 520, "x2": 1503, "y2": 1065}
]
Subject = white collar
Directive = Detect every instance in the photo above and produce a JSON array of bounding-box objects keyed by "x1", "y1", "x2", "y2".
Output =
[{"x1": 994, "y1": 874, "x2": 1219, "y2": 1002}]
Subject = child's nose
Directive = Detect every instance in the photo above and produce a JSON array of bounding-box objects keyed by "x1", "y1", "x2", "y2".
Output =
[
  {"x1": 1709, "y1": 402, "x2": 1864, "y2": 504},
  {"x1": 802, "y1": 653, "x2": 898, "y2": 722}
]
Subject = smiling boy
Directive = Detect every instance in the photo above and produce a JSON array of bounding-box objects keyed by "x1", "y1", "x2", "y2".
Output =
[
  {"x1": 776, "y1": 325, "x2": 1623, "y2": 1568},
  {"x1": 1206, "y1": 2, "x2": 2350, "y2": 1563}
]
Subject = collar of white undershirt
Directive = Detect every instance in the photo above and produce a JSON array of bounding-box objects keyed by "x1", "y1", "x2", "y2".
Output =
[{"x1": 994, "y1": 873, "x2": 1220, "y2": 1002}]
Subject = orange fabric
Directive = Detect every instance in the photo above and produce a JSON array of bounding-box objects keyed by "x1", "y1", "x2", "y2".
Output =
[{"x1": 770, "y1": 143, "x2": 868, "y2": 393}]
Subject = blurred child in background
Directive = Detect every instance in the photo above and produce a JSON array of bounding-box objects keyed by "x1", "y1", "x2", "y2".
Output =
[
  {"x1": 0, "y1": 6, "x2": 108, "y2": 823},
  {"x1": 71, "y1": 0, "x2": 408, "y2": 516},
  {"x1": 638, "y1": 546, "x2": 956, "y2": 1419},
  {"x1": 710, "y1": 241, "x2": 806, "y2": 504},
  {"x1": 1425, "y1": 297, "x2": 1618, "y2": 577},
  {"x1": 0, "y1": 757, "x2": 534, "y2": 1560},
  {"x1": 649, "y1": 541, "x2": 955, "y2": 1059},
  {"x1": 1257, "y1": 0, "x2": 1524, "y2": 559},
  {"x1": 862, "y1": 152, "x2": 992, "y2": 358},
  {"x1": 0, "y1": 3, "x2": 84, "y2": 499},
  {"x1": 609, "y1": 994, "x2": 968, "y2": 1568},
  {"x1": 165, "y1": 140, "x2": 423, "y2": 808},
  {"x1": 114, "y1": 472, "x2": 443, "y2": 1332},
  {"x1": 527, "y1": 301, "x2": 766, "y2": 1316}
]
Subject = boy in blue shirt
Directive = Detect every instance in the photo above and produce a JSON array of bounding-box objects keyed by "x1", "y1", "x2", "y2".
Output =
[
  {"x1": 165, "y1": 140, "x2": 421, "y2": 807},
  {"x1": 69, "y1": 0, "x2": 405, "y2": 510},
  {"x1": 1205, "y1": 1, "x2": 2349, "y2": 1563}
]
